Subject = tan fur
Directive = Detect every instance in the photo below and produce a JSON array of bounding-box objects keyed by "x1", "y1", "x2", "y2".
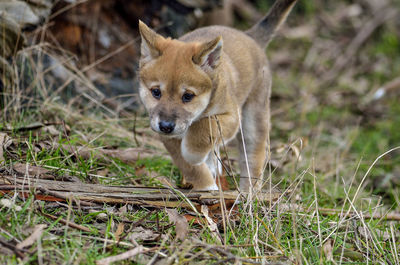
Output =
[{"x1": 138, "y1": 0, "x2": 296, "y2": 191}]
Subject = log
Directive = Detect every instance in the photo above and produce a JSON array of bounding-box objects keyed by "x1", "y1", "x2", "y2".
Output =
[{"x1": 0, "y1": 175, "x2": 284, "y2": 209}]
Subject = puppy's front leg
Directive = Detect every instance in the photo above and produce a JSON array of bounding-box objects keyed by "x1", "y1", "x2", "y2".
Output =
[
  {"x1": 181, "y1": 112, "x2": 239, "y2": 165},
  {"x1": 161, "y1": 137, "x2": 217, "y2": 190}
]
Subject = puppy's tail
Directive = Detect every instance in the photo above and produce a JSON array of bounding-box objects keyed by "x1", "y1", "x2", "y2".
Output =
[{"x1": 246, "y1": 0, "x2": 297, "y2": 48}]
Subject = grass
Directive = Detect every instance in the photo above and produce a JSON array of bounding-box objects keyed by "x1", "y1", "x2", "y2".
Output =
[{"x1": 1, "y1": 1, "x2": 400, "y2": 264}]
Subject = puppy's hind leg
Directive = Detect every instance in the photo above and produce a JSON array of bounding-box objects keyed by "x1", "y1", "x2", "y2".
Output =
[
  {"x1": 237, "y1": 109, "x2": 269, "y2": 192},
  {"x1": 238, "y1": 73, "x2": 271, "y2": 193}
]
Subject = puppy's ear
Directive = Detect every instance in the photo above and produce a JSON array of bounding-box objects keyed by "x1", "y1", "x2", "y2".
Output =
[
  {"x1": 193, "y1": 36, "x2": 223, "y2": 72},
  {"x1": 138, "y1": 20, "x2": 164, "y2": 63}
]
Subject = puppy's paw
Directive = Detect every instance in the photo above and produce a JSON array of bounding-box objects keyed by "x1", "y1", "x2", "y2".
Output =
[
  {"x1": 193, "y1": 183, "x2": 219, "y2": 191},
  {"x1": 180, "y1": 177, "x2": 218, "y2": 191},
  {"x1": 181, "y1": 138, "x2": 209, "y2": 165},
  {"x1": 178, "y1": 182, "x2": 193, "y2": 189}
]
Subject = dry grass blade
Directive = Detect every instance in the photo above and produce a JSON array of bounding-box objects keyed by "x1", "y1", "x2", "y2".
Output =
[
  {"x1": 255, "y1": 215, "x2": 284, "y2": 254},
  {"x1": 2, "y1": 2, "x2": 399, "y2": 263},
  {"x1": 16, "y1": 224, "x2": 47, "y2": 249},
  {"x1": 351, "y1": 146, "x2": 400, "y2": 207},
  {"x1": 390, "y1": 224, "x2": 399, "y2": 264}
]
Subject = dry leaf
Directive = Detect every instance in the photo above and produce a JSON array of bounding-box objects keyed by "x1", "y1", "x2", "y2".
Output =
[
  {"x1": 130, "y1": 227, "x2": 159, "y2": 242},
  {"x1": 166, "y1": 209, "x2": 189, "y2": 241},
  {"x1": 134, "y1": 165, "x2": 147, "y2": 177},
  {"x1": 118, "y1": 205, "x2": 127, "y2": 215},
  {"x1": 16, "y1": 224, "x2": 47, "y2": 249},
  {"x1": 96, "y1": 246, "x2": 144, "y2": 265},
  {"x1": 201, "y1": 205, "x2": 222, "y2": 244},
  {"x1": 322, "y1": 239, "x2": 334, "y2": 262},
  {"x1": 114, "y1": 223, "x2": 125, "y2": 242}
]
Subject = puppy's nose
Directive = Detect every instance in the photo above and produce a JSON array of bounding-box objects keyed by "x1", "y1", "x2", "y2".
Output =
[{"x1": 159, "y1": 120, "x2": 175, "y2": 134}]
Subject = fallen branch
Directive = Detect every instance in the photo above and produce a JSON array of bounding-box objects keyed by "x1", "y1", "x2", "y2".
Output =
[{"x1": 1, "y1": 175, "x2": 284, "y2": 210}]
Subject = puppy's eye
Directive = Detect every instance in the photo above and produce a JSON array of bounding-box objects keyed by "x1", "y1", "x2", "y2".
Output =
[
  {"x1": 150, "y1": 87, "x2": 161, "y2": 100},
  {"x1": 182, "y1": 92, "x2": 195, "y2": 103}
]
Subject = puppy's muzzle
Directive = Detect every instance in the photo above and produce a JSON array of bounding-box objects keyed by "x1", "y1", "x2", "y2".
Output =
[{"x1": 159, "y1": 120, "x2": 175, "y2": 134}]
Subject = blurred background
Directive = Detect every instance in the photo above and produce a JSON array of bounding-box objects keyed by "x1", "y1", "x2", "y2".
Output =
[{"x1": 1, "y1": 0, "x2": 400, "y2": 204}]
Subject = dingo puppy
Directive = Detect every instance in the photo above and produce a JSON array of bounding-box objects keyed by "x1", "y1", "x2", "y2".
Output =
[{"x1": 138, "y1": 0, "x2": 297, "y2": 191}]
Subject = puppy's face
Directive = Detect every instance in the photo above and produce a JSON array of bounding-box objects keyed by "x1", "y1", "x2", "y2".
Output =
[
  {"x1": 138, "y1": 21, "x2": 222, "y2": 137},
  {"x1": 139, "y1": 52, "x2": 212, "y2": 137}
]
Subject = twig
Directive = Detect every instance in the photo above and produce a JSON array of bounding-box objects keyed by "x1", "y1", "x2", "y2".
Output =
[{"x1": 39, "y1": 211, "x2": 92, "y2": 233}]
